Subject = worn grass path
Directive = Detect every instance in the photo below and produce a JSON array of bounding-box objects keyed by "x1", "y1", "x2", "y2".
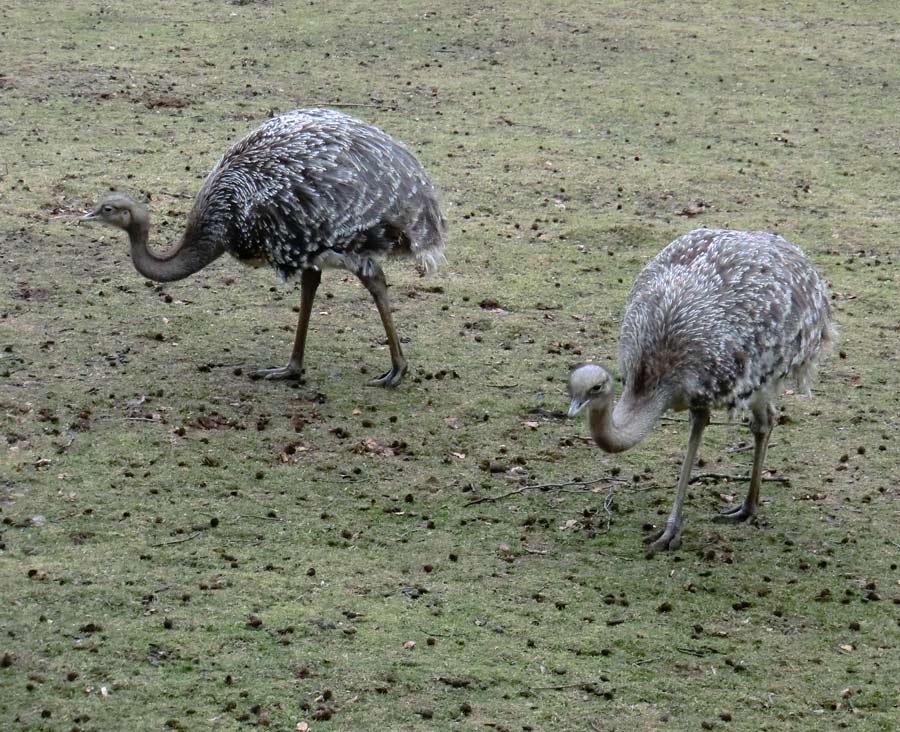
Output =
[{"x1": 1, "y1": 2, "x2": 898, "y2": 730}]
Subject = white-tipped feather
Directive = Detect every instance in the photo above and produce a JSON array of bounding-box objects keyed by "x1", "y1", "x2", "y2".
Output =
[
  {"x1": 617, "y1": 228, "x2": 834, "y2": 413},
  {"x1": 192, "y1": 107, "x2": 447, "y2": 279}
]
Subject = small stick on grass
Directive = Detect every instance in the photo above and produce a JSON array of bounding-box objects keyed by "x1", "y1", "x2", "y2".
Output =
[
  {"x1": 530, "y1": 681, "x2": 608, "y2": 692},
  {"x1": 464, "y1": 476, "x2": 626, "y2": 507},
  {"x1": 50, "y1": 510, "x2": 81, "y2": 524},
  {"x1": 298, "y1": 101, "x2": 384, "y2": 108},
  {"x1": 151, "y1": 531, "x2": 202, "y2": 547},
  {"x1": 95, "y1": 415, "x2": 164, "y2": 423},
  {"x1": 689, "y1": 472, "x2": 791, "y2": 485},
  {"x1": 632, "y1": 656, "x2": 662, "y2": 666}
]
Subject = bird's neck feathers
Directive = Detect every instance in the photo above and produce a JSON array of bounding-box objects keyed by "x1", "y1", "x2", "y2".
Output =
[
  {"x1": 586, "y1": 387, "x2": 670, "y2": 453},
  {"x1": 126, "y1": 207, "x2": 225, "y2": 283},
  {"x1": 125, "y1": 207, "x2": 150, "y2": 246}
]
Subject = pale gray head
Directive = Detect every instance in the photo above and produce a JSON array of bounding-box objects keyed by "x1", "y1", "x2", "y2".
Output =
[
  {"x1": 82, "y1": 194, "x2": 147, "y2": 230},
  {"x1": 567, "y1": 363, "x2": 614, "y2": 417}
]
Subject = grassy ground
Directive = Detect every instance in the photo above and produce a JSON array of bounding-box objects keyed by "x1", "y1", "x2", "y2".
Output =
[{"x1": 1, "y1": 1, "x2": 898, "y2": 730}]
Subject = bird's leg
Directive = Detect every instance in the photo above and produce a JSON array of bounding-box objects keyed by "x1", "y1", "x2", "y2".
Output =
[
  {"x1": 356, "y1": 261, "x2": 407, "y2": 387},
  {"x1": 255, "y1": 268, "x2": 321, "y2": 381},
  {"x1": 715, "y1": 403, "x2": 775, "y2": 522},
  {"x1": 645, "y1": 408, "x2": 710, "y2": 555}
]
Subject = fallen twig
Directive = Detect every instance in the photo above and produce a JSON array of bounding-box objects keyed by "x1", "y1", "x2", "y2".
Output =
[
  {"x1": 151, "y1": 531, "x2": 202, "y2": 547},
  {"x1": 464, "y1": 476, "x2": 621, "y2": 507},
  {"x1": 530, "y1": 681, "x2": 601, "y2": 691},
  {"x1": 631, "y1": 656, "x2": 662, "y2": 666},
  {"x1": 689, "y1": 472, "x2": 791, "y2": 485},
  {"x1": 676, "y1": 646, "x2": 722, "y2": 657},
  {"x1": 95, "y1": 415, "x2": 164, "y2": 423},
  {"x1": 49, "y1": 510, "x2": 81, "y2": 524},
  {"x1": 298, "y1": 101, "x2": 384, "y2": 108},
  {"x1": 463, "y1": 485, "x2": 529, "y2": 506}
]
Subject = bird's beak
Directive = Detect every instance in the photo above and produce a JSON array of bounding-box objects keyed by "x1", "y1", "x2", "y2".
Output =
[
  {"x1": 567, "y1": 398, "x2": 586, "y2": 418},
  {"x1": 81, "y1": 209, "x2": 99, "y2": 221}
]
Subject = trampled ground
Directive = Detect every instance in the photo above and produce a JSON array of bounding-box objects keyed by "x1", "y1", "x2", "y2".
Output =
[{"x1": 1, "y1": 2, "x2": 898, "y2": 730}]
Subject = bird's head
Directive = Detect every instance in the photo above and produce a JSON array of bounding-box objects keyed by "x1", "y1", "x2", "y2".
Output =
[
  {"x1": 567, "y1": 363, "x2": 614, "y2": 417},
  {"x1": 82, "y1": 194, "x2": 147, "y2": 231}
]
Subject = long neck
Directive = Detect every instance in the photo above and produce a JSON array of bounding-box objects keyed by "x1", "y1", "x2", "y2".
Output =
[
  {"x1": 586, "y1": 389, "x2": 670, "y2": 453},
  {"x1": 126, "y1": 213, "x2": 225, "y2": 282}
]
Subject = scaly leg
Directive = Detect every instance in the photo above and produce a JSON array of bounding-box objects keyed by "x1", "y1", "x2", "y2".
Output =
[
  {"x1": 255, "y1": 268, "x2": 322, "y2": 380},
  {"x1": 357, "y1": 261, "x2": 407, "y2": 387},
  {"x1": 715, "y1": 402, "x2": 776, "y2": 522},
  {"x1": 645, "y1": 408, "x2": 710, "y2": 555}
]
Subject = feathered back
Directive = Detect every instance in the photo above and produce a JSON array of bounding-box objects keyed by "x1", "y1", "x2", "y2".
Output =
[
  {"x1": 619, "y1": 229, "x2": 833, "y2": 410},
  {"x1": 186, "y1": 108, "x2": 446, "y2": 278}
]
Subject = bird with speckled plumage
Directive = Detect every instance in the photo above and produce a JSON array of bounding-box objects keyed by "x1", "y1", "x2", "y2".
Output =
[
  {"x1": 82, "y1": 108, "x2": 446, "y2": 386},
  {"x1": 568, "y1": 228, "x2": 835, "y2": 554}
]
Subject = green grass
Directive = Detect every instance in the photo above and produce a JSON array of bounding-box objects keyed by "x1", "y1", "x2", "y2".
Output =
[{"x1": 1, "y1": 1, "x2": 898, "y2": 731}]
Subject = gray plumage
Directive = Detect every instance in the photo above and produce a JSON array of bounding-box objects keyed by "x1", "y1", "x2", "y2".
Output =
[
  {"x1": 195, "y1": 108, "x2": 445, "y2": 278},
  {"x1": 83, "y1": 108, "x2": 446, "y2": 386},
  {"x1": 620, "y1": 228, "x2": 832, "y2": 410},
  {"x1": 568, "y1": 228, "x2": 834, "y2": 553}
]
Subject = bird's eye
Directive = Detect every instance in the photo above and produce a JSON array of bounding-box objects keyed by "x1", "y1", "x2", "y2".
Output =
[
  {"x1": 589, "y1": 385, "x2": 602, "y2": 394},
  {"x1": 103, "y1": 206, "x2": 113, "y2": 213}
]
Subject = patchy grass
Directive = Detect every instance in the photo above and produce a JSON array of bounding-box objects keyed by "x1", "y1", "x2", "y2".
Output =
[{"x1": 1, "y1": 1, "x2": 898, "y2": 731}]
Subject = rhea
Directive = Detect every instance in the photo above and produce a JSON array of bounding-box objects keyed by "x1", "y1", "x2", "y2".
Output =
[
  {"x1": 82, "y1": 108, "x2": 446, "y2": 386},
  {"x1": 568, "y1": 229, "x2": 834, "y2": 554}
]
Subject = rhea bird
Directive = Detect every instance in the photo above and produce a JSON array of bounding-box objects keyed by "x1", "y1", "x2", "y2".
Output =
[
  {"x1": 82, "y1": 108, "x2": 446, "y2": 386},
  {"x1": 568, "y1": 228, "x2": 834, "y2": 554}
]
